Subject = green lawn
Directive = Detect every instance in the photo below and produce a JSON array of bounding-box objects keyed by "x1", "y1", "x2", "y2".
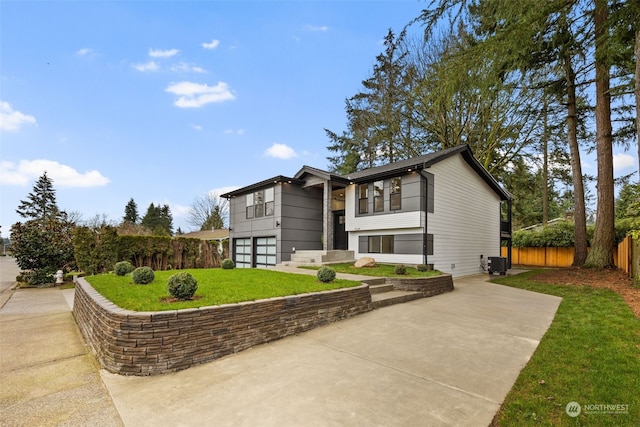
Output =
[
  {"x1": 85, "y1": 268, "x2": 362, "y2": 312},
  {"x1": 492, "y1": 270, "x2": 640, "y2": 426},
  {"x1": 300, "y1": 263, "x2": 441, "y2": 277}
]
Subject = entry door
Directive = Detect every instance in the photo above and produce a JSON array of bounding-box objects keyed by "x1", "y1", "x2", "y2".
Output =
[
  {"x1": 234, "y1": 238, "x2": 252, "y2": 268},
  {"x1": 255, "y1": 237, "x2": 276, "y2": 268},
  {"x1": 333, "y1": 210, "x2": 347, "y2": 250}
]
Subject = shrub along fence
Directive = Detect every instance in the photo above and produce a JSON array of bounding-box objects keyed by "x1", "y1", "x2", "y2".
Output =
[
  {"x1": 502, "y1": 235, "x2": 634, "y2": 276},
  {"x1": 73, "y1": 225, "x2": 229, "y2": 274}
]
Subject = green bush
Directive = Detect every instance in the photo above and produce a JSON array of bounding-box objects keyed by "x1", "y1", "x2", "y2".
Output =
[
  {"x1": 416, "y1": 264, "x2": 428, "y2": 272},
  {"x1": 317, "y1": 266, "x2": 336, "y2": 283},
  {"x1": 221, "y1": 258, "x2": 235, "y2": 269},
  {"x1": 167, "y1": 272, "x2": 198, "y2": 300},
  {"x1": 132, "y1": 266, "x2": 155, "y2": 284},
  {"x1": 394, "y1": 264, "x2": 407, "y2": 275},
  {"x1": 113, "y1": 261, "x2": 135, "y2": 276}
]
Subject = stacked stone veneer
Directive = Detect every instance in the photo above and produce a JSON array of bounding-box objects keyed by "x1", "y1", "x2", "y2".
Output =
[
  {"x1": 384, "y1": 274, "x2": 454, "y2": 297},
  {"x1": 73, "y1": 278, "x2": 372, "y2": 376}
]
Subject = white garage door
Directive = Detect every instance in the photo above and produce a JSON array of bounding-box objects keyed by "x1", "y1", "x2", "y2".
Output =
[
  {"x1": 234, "y1": 238, "x2": 252, "y2": 268},
  {"x1": 255, "y1": 236, "x2": 276, "y2": 268}
]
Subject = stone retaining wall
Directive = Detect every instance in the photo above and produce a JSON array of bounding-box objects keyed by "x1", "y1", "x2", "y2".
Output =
[
  {"x1": 73, "y1": 278, "x2": 372, "y2": 376},
  {"x1": 384, "y1": 274, "x2": 454, "y2": 297}
]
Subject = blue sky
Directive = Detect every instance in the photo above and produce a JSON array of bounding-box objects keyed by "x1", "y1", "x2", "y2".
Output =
[{"x1": 0, "y1": 1, "x2": 636, "y2": 236}]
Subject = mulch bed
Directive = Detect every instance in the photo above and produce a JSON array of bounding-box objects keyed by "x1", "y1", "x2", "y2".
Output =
[{"x1": 532, "y1": 267, "x2": 640, "y2": 321}]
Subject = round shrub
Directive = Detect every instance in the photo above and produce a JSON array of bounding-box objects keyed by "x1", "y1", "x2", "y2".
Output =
[
  {"x1": 167, "y1": 272, "x2": 198, "y2": 300},
  {"x1": 394, "y1": 264, "x2": 407, "y2": 275},
  {"x1": 416, "y1": 264, "x2": 428, "y2": 272},
  {"x1": 221, "y1": 258, "x2": 235, "y2": 269},
  {"x1": 132, "y1": 266, "x2": 155, "y2": 284},
  {"x1": 113, "y1": 261, "x2": 135, "y2": 276},
  {"x1": 317, "y1": 266, "x2": 336, "y2": 283}
]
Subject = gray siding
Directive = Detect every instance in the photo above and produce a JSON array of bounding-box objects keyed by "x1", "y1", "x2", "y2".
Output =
[
  {"x1": 280, "y1": 184, "x2": 324, "y2": 259},
  {"x1": 355, "y1": 172, "x2": 422, "y2": 217}
]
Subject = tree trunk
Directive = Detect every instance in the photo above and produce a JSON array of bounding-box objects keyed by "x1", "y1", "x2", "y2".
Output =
[
  {"x1": 564, "y1": 48, "x2": 588, "y2": 267},
  {"x1": 636, "y1": 27, "x2": 640, "y2": 182},
  {"x1": 542, "y1": 95, "x2": 549, "y2": 226},
  {"x1": 585, "y1": 0, "x2": 615, "y2": 268}
]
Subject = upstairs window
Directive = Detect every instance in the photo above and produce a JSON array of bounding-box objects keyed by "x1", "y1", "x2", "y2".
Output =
[
  {"x1": 246, "y1": 187, "x2": 274, "y2": 219},
  {"x1": 390, "y1": 177, "x2": 402, "y2": 210},
  {"x1": 359, "y1": 184, "x2": 368, "y2": 214},
  {"x1": 374, "y1": 180, "x2": 384, "y2": 212}
]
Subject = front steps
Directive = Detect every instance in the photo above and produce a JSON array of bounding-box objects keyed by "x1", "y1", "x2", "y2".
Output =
[
  {"x1": 288, "y1": 250, "x2": 354, "y2": 265},
  {"x1": 369, "y1": 283, "x2": 423, "y2": 309}
]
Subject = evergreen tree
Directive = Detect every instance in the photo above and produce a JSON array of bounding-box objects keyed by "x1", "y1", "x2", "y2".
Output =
[
  {"x1": 141, "y1": 203, "x2": 173, "y2": 236},
  {"x1": 15, "y1": 172, "x2": 65, "y2": 220},
  {"x1": 123, "y1": 198, "x2": 139, "y2": 224}
]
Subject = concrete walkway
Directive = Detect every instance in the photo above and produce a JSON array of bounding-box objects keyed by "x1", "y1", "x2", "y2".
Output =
[{"x1": 0, "y1": 258, "x2": 562, "y2": 427}]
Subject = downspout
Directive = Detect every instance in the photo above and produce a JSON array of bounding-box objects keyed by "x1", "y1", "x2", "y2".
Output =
[{"x1": 419, "y1": 169, "x2": 429, "y2": 266}]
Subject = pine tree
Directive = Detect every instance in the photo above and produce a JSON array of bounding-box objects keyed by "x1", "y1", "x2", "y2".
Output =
[
  {"x1": 123, "y1": 198, "x2": 139, "y2": 224},
  {"x1": 15, "y1": 172, "x2": 65, "y2": 220}
]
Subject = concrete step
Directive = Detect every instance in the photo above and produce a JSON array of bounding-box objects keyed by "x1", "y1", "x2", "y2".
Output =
[
  {"x1": 371, "y1": 290, "x2": 424, "y2": 309},
  {"x1": 369, "y1": 283, "x2": 395, "y2": 295}
]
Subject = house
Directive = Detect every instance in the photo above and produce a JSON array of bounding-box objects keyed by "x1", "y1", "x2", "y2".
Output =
[
  {"x1": 221, "y1": 144, "x2": 512, "y2": 277},
  {"x1": 181, "y1": 229, "x2": 229, "y2": 255}
]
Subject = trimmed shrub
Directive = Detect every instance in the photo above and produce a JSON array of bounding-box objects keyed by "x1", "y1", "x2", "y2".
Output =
[
  {"x1": 113, "y1": 261, "x2": 135, "y2": 276},
  {"x1": 167, "y1": 272, "x2": 198, "y2": 300},
  {"x1": 221, "y1": 258, "x2": 235, "y2": 269},
  {"x1": 132, "y1": 266, "x2": 155, "y2": 284},
  {"x1": 317, "y1": 266, "x2": 336, "y2": 283},
  {"x1": 416, "y1": 264, "x2": 428, "y2": 272},
  {"x1": 394, "y1": 264, "x2": 407, "y2": 275}
]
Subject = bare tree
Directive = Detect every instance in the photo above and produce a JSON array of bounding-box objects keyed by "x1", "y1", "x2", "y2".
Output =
[{"x1": 187, "y1": 192, "x2": 229, "y2": 230}]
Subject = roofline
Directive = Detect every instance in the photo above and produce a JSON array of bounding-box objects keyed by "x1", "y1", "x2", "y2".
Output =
[
  {"x1": 294, "y1": 165, "x2": 351, "y2": 185},
  {"x1": 220, "y1": 175, "x2": 305, "y2": 198}
]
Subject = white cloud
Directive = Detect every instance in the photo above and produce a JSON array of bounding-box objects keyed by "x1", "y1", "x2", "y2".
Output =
[
  {"x1": 304, "y1": 24, "x2": 329, "y2": 32},
  {"x1": 224, "y1": 129, "x2": 244, "y2": 135},
  {"x1": 614, "y1": 153, "x2": 636, "y2": 172},
  {"x1": 191, "y1": 124, "x2": 203, "y2": 131},
  {"x1": 170, "y1": 62, "x2": 206, "y2": 73},
  {"x1": 202, "y1": 39, "x2": 220, "y2": 49},
  {"x1": 165, "y1": 81, "x2": 235, "y2": 108},
  {"x1": 208, "y1": 186, "x2": 240, "y2": 197},
  {"x1": 76, "y1": 48, "x2": 94, "y2": 56},
  {"x1": 0, "y1": 101, "x2": 37, "y2": 132},
  {"x1": 264, "y1": 143, "x2": 297, "y2": 159},
  {"x1": 149, "y1": 48, "x2": 179, "y2": 58},
  {"x1": 0, "y1": 159, "x2": 109, "y2": 187},
  {"x1": 132, "y1": 61, "x2": 159, "y2": 72}
]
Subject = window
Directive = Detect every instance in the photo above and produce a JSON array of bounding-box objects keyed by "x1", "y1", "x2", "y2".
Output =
[
  {"x1": 246, "y1": 193, "x2": 254, "y2": 219},
  {"x1": 359, "y1": 184, "x2": 368, "y2": 214},
  {"x1": 264, "y1": 187, "x2": 274, "y2": 216},
  {"x1": 254, "y1": 190, "x2": 264, "y2": 217},
  {"x1": 368, "y1": 235, "x2": 394, "y2": 253},
  {"x1": 374, "y1": 180, "x2": 384, "y2": 212},
  {"x1": 390, "y1": 177, "x2": 402, "y2": 210},
  {"x1": 246, "y1": 187, "x2": 274, "y2": 219}
]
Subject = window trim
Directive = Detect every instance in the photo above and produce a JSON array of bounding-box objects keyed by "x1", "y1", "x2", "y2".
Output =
[{"x1": 367, "y1": 235, "x2": 394, "y2": 254}]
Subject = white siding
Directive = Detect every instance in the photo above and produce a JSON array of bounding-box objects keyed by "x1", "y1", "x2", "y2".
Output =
[
  {"x1": 344, "y1": 185, "x2": 422, "y2": 231},
  {"x1": 349, "y1": 228, "x2": 423, "y2": 265},
  {"x1": 427, "y1": 155, "x2": 501, "y2": 277}
]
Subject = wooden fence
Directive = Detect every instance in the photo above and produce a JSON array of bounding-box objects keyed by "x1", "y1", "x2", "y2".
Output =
[{"x1": 502, "y1": 236, "x2": 634, "y2": 276}]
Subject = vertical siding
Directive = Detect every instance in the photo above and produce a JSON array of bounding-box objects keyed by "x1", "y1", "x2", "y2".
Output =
[
  {"x1": 427, "y1": 155, "x2": 501, "y2": 277},
  {"x1": 280, "y1": 183, "x2": 324, "y2": 259}
]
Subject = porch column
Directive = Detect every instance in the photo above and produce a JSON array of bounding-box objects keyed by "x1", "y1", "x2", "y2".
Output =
[{"x1": 323, "y1": 180, "x2": 334, "y2": 251}]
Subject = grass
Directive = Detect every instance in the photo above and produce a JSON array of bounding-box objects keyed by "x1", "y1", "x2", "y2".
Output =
[
  {"x1": 300, "y1": 263, "x2": 441, "y2": 277},
  {"x1": 491, "y1": 270, "x2": 640, "y2": 426},
  {"x1": 85, "y1": 268, "x2": 362, "y2": 312}
]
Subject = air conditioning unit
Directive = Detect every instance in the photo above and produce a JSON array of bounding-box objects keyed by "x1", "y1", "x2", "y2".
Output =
[{"x1": 488, "y1": 257, "x2": 507, "y2": 275}]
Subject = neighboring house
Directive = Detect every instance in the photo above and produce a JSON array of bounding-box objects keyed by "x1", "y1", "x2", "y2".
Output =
[
  {"x1": 221, "y1": 144, "x2": 512, "y2": 277},
  {"x1": 181, "y1": 229, "x2": 229, "y2": 255}
]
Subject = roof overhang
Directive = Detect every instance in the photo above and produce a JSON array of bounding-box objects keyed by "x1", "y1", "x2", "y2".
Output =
[{"x1": 220, "y1": 175, "x2": 305, "y2": 198}]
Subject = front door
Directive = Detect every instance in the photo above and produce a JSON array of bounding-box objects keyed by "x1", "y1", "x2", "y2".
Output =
[{"x1": 333, "y1": 210, "x2": 347, "y2": 250}]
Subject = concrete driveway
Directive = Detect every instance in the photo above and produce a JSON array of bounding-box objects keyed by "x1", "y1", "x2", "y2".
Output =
[{"x1": 101, "y1": 275, "x2": 561, "y2": 427}]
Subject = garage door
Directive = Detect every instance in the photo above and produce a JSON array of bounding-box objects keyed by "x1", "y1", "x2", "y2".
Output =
[
  {"x1": 234, "y1": 238, "x2": 252, "y2": 268},
  {"x1": 255, "y1": 236, "x2": 276, "y2": 268}
]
